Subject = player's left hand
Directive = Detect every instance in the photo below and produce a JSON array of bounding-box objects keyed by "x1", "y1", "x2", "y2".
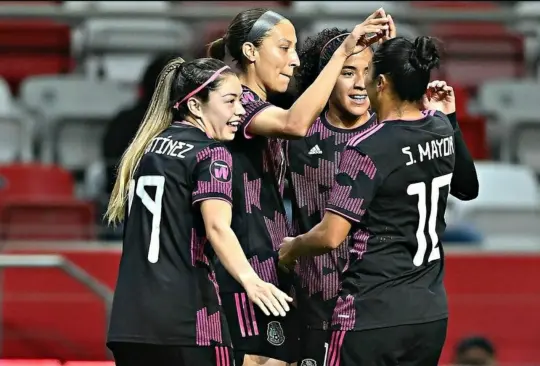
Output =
[
  {"x1": 278, "y1": 237, "x2": 298, "y2": 271},
  {"x1": 378, "y1": 13, "x2": 396, "y2": 45},
  {"x1": 422, "y1": 80, "x2": 456, "y2": 115}
]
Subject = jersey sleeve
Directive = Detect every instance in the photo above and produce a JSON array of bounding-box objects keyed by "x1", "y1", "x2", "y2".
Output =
[
  {"x1": 325, "y1": 145, "x2": 383, "y2": 223},
  {"x1": 192, "y1": 144, "x2": 233, "y2": 206},
  {"x1": 240, "y1": 90, "x2": 272, "y2": 140}
]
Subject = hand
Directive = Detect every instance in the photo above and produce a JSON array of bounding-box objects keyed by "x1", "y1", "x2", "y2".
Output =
[
  {"x1": 242, "y1": 275, "x2": 292, "y2": 317},
  {"x1": 278, "y1": 237, "x2": 298, "y2": 271},
  {"x1": 421, "y1": 80, "x2": 456, "y2": 115},
  {"x1": 378, "y1": 13, "x2": 396, "y2": 45},
  {"x1": 338, "y1": 8, "x2": 390, "y2": 57}
]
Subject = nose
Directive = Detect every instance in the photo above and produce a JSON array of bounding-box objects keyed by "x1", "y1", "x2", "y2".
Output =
[
  {"x1": 354, "y1": 74, "x2": 366, "y2": 90},
  {"x1": 290, "y1": 49, "x2": 300, "y2": 68},
  {"x1": 235, "y1": 100, "x2": 246, "y2": 116}
]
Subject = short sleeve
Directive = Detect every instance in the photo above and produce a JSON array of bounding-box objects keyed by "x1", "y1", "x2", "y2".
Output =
[
  {"x1": 240, "y1": 90, "x2": 272, "y2": 140},
  {"x1": 325, "y1": 146, "x2": 383, "y2": 223},
  {"x1": 192, "y1": 145, "x2": 233, "y2": 206}
]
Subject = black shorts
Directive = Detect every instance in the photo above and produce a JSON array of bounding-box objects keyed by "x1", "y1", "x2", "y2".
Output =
[
  {"x1": 107, "y1": 342, "x2": 233, "y2": 366},
  {"x1": 326, "y1": 319, "x2": 448, "y2": 366},
  {"x1": 221, "y1": 292, "x2": 299, "y2": 364},
  {"x1": 298, "y1": 328, "x2": 329, "y2": 366}
]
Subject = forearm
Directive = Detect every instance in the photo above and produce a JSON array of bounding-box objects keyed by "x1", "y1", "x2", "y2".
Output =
[
  {"x1": 447, "y1": 112, "x2": 479, "y2": 200},
  {"x1": 284, "y1": 51, "x2": 348, "y2": 136},
  {"x1": 208, "y1": 226, "x2": 259, "y2": 287},
  {"x1": 290, "y1": 226, "x2": 336, "y2": 259}
]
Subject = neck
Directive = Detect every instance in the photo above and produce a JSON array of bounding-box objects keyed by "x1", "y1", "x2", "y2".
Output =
[
  {"x1": 326, "y1": 106, "x2": 371, "y2": 130},
  {"x1": 239, "y1": 71, "x2": 268, "y2": 101},
  {"x1": 184, "y1": 116, "x2": 212, "y2": 137},
  {"x1": 377, "y1": 99, "x2": 423, "y2": 122}
]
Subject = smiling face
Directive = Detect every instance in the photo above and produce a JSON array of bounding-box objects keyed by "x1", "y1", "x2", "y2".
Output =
[
  {"x1": 253, "y1": 20, "x2": 300, "y2": 93},
  {"x1": 199, "y1": 73, "x2": 245, "y2": 141},
  {"x1": 328, "y1": 48, "x2": 373, "y2": 119}
]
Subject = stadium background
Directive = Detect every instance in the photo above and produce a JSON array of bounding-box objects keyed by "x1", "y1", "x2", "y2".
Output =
[{"x1": 0, "y1": 1, "x2": 538, "y2": 365}]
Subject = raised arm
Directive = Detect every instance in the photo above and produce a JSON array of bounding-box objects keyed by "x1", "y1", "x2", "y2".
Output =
[{"x1": 246, "y1": 9, "x2": 390, "y2": 139}]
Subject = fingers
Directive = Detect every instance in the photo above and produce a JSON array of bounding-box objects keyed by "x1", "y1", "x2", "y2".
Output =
[
  {"x1": 366, "y1": 7, "x2": 386, "y2": 20},
  {"x1": 253, "y1": 297, "x2": 271, "y2": 317},
  {"x1": 388, "y1": 14, "x2": 397, "y2": 38},
  {"x1": 260, "y1": 292, "x2": 283, "y2": 317}
]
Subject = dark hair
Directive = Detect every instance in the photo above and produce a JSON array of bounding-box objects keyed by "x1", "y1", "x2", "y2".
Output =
[
  {"x1": 371, "y1": 36, "x2": 441, "y2": 102},
  {"x1": 455, "y1": 336, "x2": 496, "y2": 357},
  {"x1": 296, "y1": 27, "x2": 352, "y2": 95},
  {"x1": 207, "y1": 8, "x2": 283, "y2": 69},
  {"x1": 170, "y1": 58, "x2": 235, "y2": 120},
  {"x1": 141, "y1": 53, "x2": 179, "y2": 101}
]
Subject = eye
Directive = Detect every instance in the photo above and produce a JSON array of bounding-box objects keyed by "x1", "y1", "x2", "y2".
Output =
[
  {"x1": 342, "y1": 71, "x2": 354, "y2": 77},
  {"x1": 280, "y1": 46, "x2": 289, "y2": 51}
]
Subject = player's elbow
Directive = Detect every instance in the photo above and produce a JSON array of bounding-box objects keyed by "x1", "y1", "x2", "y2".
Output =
[
  {"x1": 282, "y1": 116, "x2": 309, "y2": 138},
  {"x1": 205, "y1": 219, "x2": 231, "y2": 245},
  {"x1": 324, "y1": 231, "x2": 344, "y2": 250}
]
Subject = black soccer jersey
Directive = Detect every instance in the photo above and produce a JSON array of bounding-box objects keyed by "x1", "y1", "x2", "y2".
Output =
[
  {"x1": 108, "y1": 122, "x2": 233, "y2": 347},
  {"x1": 286, "y1": 112, "x2": 377, "y2": 329},
  {"x1": 215, "y1": 86, "x2": 290, "y2": 294},
  {"x1": 326, "y1": 110, "x2": 455, "y2": 331}
]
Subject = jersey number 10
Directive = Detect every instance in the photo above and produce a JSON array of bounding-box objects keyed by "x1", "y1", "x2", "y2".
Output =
[
  {"x1": 407, "y1": 173, "x2": 453, "y2": 267},
  {"x1": 128, "y1": 175, "x2": 165, "y2": 264}
]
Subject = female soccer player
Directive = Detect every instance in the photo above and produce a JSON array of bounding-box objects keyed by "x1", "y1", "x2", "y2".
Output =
[
  {"x1": 280, "y1": 37, "x2": 478, "y2": 365},
  {"x1": 286, "y1": 22, "x2": 396, "y2": 365},
  {"x1": 207, "y1": 8, "x2": 390, "y2": 366},
  {"x1": 105, "y1": 57, "x2": 292, "y2": 366}
]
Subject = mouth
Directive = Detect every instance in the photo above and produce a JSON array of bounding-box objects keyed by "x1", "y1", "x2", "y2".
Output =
[
  {"x1": 226, "y1": 121, "x2": 241, "y2": 128},
  {"x1": 280, "y1": 73, "x2": 292, "y2": 80},
  {"x1": 349, "y1": 94, "x2": 368, "y2": 104}
]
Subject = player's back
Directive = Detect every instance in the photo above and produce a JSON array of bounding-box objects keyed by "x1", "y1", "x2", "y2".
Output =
[
  {"x1": 108, "y1": 122, "x2": 231, "y2": 347},
  {"x1": 329, "y1": 111, "x2": 455, "y2": 331}
]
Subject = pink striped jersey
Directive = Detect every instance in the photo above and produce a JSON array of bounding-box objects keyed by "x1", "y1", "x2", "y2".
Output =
[
  {"x1": 327, "y1": 110, "x2": 455, "y2": 331},
  {"x1": 286, "y1": 112, "x2": 377, "y2": 330},
  {"x1": 108, "y1": 122, "x2": 233, "y2": 347},
  {"x1": 215, "y1": 85, "x2": 292, "y2": 294}
]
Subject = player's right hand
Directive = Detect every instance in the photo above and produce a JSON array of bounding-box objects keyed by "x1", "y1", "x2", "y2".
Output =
[
  {"x1": 243, "y1": 277, "x2": 292, "y2": 317},
  {"x1": 338, "y1": 8, "x2": 389, "y2": 57}
]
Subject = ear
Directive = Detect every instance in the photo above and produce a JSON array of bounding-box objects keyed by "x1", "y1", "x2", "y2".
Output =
[
  {"x1": 242, "y1": 42, "x2": 257, "y2": 63},
  {"x1": 377, "y1": 74, "x2": 388, "y2": 92},
  {"x1": 186, "y1": 97, "x2": 203, "y2": 119}
]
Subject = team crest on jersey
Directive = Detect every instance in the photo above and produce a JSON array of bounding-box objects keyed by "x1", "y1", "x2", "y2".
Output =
[
  {"x1": 267, "y1": 321, "x2": 285, "y2": 346},
  {"x1": 210, "y1": 160, "x2": 231, "y2": 183},
  {"x1": 300, "y1": 359, "x2": 317, "y2": 366}
]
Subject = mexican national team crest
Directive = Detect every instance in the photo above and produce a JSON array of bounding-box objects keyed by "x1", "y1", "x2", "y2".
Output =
[
  {"x1": 300, "y1": 359, "x2": 317, "y2": 366},
  {"x1": 267, "y1": 321, "x2": 285, "y2": 346}
]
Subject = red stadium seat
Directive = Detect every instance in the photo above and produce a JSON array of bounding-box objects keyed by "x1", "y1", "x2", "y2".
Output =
[
  {"x1": 0, "y1": 14, "x2": 72, "y2": 94},
  {"x1": 457, "y1": 115, "x2": 489, "y2": 160},
  {"x1": 411, "y1": 1, "x2": 525, "y2": 92},
  {"x1": 0, "y1": 164, "x2": 95, "y2": 240},
  {"x1": 0, "y1": 164, "x2": 75, "y2": 201},
  {"x1": 0, "y1": 360, "x2": 61, "y2": 366},
  {"x1": 63, "y1": 362, "x2": 116, "y2": 366}
]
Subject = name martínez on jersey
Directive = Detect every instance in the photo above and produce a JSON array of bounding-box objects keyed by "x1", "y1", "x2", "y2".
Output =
[
  {"x1": 401, "y1": 136, "x2": 454, "y2": 166},
  {"x1": 145, "y1": 136, "x2": 194, "y2": 159}
]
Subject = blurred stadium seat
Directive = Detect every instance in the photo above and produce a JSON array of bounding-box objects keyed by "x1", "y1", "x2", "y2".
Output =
[
  {"x1": 18, "y1": 75, "x2": 136, "y2": 173},
  {"x1": 0, "y1": 164, "x2": 95, "y2": 240},
  {"x1": 0, "y1": 361, "x2": 61, "y2": 366},
  {"x1": 476, "y1": 79, "x2": 540, "y2": 167},
  {"x1": 0, "y1": 77, "x2": 34, "y2": 163},
  {"x1": 63, "y1": 362, "x2": 115, "y2": 366}
]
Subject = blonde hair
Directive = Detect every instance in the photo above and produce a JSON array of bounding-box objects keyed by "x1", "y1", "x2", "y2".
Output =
[{"x1": 105, "y1": 57, "x2": 185, "y2": 224}]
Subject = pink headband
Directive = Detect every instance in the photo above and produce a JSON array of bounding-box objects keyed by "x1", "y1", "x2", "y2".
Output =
[
  {"x1": 320, "y1": 33, "x2": 350, "y2": 57},
  {"x1": 174, "y1": 65, "x2": 230, "y2": 109}
]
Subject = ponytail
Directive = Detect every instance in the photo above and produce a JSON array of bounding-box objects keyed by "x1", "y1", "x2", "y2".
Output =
[
  {"x1": 207, "y1": 37, "x2": 226, "y2": 60},
  {"x1": 105, "y1": 57, "x2": 185, "y2": 224}
]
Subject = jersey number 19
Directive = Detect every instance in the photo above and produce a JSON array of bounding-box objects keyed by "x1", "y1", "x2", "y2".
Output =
[{"x1": 407, "y1": 173, "x2": 453, "y2": 267}]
